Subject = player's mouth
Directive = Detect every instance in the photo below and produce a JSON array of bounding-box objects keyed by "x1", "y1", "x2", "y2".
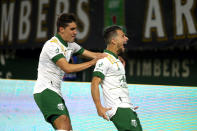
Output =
[
  {"x1": 123, "y1": 43, "x2": 127, "y2": 48},
  {"x1": 71, "y1": 36, "x2": 76, "y2": 40}
]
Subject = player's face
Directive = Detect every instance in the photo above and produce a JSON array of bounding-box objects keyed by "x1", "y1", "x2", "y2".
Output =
[
  {"x1": 60, "y1": 22, "x2": 77, "y2": 42},
  {"x1": 115, "y1": 30, "x2": 128, "y2": 54}
]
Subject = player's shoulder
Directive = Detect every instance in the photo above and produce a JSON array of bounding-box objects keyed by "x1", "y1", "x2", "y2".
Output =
[
  {"x1": 49, "y1": 36, "x2": 59, "y2": 44},
  {"x1": 68, "y1": 42, "x2": 80, "y2": 47},
  {"x1": 44, "y1": 37, "x2": 59, "y2": 48},
  {"x1": 96, "y1": 56, "x2": 111, "y2": 65},
  {"x1": 68, "y1": 41, "x2": 77, "y2": 44},
  {"x1": 105, "y1": 54, "x2": 117, "y2": 64}
]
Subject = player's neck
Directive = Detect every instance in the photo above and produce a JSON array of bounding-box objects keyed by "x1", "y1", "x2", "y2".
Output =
[
  {"x1": 106, "y1": 45, "x2": 118, "y2": 56},
  {"x1": 58, "y1": 32, "x2": 68, "y2": 43}
]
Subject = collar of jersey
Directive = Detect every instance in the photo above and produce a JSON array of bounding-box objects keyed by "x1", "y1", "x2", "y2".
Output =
[
  {"x1": 104, "y1": 50, "x2": 118, "y2": 59},
  {"x1": 55, "y1": 33, "x2": 68, "y2": 47}
]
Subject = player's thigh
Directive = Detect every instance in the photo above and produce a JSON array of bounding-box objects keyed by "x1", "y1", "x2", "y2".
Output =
[
  {"x1": 34, "y1": 89, "x2": 70, "y2": 124},
  {"x1": 111, "y1": 108, "x2": 142, "y2": 131}
]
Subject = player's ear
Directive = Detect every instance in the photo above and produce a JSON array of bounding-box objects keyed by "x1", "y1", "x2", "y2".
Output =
[
  {"x1": 111, "y1": 38, "x2": 116, "y2": 45},
  {"x1": 59, "y1": 27, "x2": 65, "y2": 33}
]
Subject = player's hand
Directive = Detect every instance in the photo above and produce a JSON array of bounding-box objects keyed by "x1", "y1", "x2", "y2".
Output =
[
  {"x1": 90, "y1": 53, "x2": 107, "y2": 65},
  {"x1": 90, "y1": 57, "x2": 101, "y2": 65},
  {"x1": 97, "y1": 106, "x2": 112, "y2": 121},
  {"x1": 118, "y1": 56, "x2": 126, "y2": 67},
  {"x1": 96, "y1": 53, "x2": 108, "y2": 59},
  {"x1": 134, "y1": 106, "x2": 139, "y2": 110}
]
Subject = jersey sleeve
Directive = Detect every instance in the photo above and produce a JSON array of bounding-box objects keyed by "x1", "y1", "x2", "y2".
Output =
[
  {"x1": 46, "y1": 42, "x2": 65, "y2": 63},
  {"x1": 71, "y1": 42, "x2": 84, "y2": 56},
  {"x1": 93, "y1": 58, "x2": 109, "y2": 80}
]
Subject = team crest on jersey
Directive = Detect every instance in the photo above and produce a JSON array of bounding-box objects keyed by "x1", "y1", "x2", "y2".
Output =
[
  {"x1": 131, "y1": 119, "x2": 137, "y2": 127},
  {"x1": 55, "y1": 48, "x2": 59, "y2": 53},
  {"x1": 98, "y1": 62, "x2": 103, "y2": 67},
  {"x1": 57, "y1": 103, "x2": 64, "y2": 110}
]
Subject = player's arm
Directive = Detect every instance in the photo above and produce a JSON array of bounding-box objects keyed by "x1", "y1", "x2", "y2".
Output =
[
  {"x1": 81, "y1": 49, "x2": 107, "y2": 59},
  {"x1": 56, "y1": 57, "x2": 99, "y2": 74},
  {"x1": 81, "y1": 49, "x2": 126, "y2": 66},
  {"x1": 91, "y1": 76, "x2": 111, "y2": 121},
  {"x1": 82, "y1": 49, "x2": 125, "y2": 66}
]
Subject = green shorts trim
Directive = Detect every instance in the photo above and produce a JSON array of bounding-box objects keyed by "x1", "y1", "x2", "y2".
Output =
[
  {"x1": 111, "y1": 108, "x2": 143, "y2": 131},
  {"x1": 34, "y1": 89, "x2": 70, "y2": 125}
]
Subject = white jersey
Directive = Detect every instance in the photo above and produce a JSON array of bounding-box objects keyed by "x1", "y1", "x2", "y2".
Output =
[
  {"x1": 93, "y1": 50, "x2": 134, "y2": 118},
  {"x1": 33, "y1": 34, "x2": 84, "y2": 97}
]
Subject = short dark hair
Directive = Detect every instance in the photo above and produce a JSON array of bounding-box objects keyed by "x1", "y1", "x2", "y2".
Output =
[
  {"x1": 103, "y1": 25, "x2": 122, "y2": 44},
  {"x1": 56, "y1": 13, "x2": 77, "y2": 32}
]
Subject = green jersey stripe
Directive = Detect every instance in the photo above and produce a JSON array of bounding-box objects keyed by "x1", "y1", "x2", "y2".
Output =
[
  {"x1": 93, "y1": 71, "x2": 105, "y2": 79},
  {"x1": 73, "y1": 48, "x2": 85, "y2": 56},
  {"x1": 52, "y1": 54, "x2": 65, "y2": 63}
]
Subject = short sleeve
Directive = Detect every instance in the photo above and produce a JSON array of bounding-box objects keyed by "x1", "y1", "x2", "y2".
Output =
[
  {"x1": 93, "y1": 58, "x2": 109, "y2": 80},
  {"x1": 45, "y1": 42, "x2": 65, "y2": 63},
  {"x1": 70, "y1": 42, "x2": 84, "y2": 56}
]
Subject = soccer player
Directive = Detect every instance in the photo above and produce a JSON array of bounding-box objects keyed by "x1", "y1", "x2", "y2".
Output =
[
  {"x1": 91, "y1": 25, "x2": 143, "y2": 131},
  {"x1": 33, "y1": 13, "x2": 106, "y2": 131}
]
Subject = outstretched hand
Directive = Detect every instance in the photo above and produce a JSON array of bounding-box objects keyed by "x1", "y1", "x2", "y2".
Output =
[{"x1": 97, "y1": 106, "x2": 112, "y2": 121}]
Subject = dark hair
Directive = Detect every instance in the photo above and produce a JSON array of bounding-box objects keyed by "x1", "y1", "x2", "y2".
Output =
[
  {"x1": 56, "y1": 13, "x2": 77, "y2": 32},
  {"x1": 103, "y1": 25, "x2": 122, "y2": 44}
]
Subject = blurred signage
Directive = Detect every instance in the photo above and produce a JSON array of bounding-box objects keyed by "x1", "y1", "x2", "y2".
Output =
[
  {"x1": 125, "y1": 0, "x2": 197, "y2": 49},
  {"x1": 0, "y1": 0, "x2": 91, "y2": 49},
  {"x1": 104, "y1": 0, "x2": 126, "y2": 31},
  {"x1": 1, "y1": 0, "x2": 197, "y2": 50},
  {"x1": 127, "y1": 57, "x2": 196, "y2": 86}
]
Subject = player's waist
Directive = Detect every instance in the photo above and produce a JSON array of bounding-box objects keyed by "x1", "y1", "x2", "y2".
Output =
[
  {"x1": 37, "y1": 74, "x2": 62, "y2": 86},
  {"x1": 116, "y1": 97, "x2": 130, "y2": 103},
  {"x1": 103, "y1": 87, "x2": 129, "y2": 98},
  {"x1": 104, "y1": 95, "x2": 131, "y2": 105}
]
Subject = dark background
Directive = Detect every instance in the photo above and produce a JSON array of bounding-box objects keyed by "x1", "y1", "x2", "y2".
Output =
[{"x1": 0, "y1": 0, "x2": 196, "y2": 86}]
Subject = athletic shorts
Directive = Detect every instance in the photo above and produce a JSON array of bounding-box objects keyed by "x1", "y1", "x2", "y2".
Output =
[
  {"x1": 111, "y1": 108, "x2": 143, "y2": 131},
  {"x1": 34, "y1": 88, "x2": 70, "y2": 125}
]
